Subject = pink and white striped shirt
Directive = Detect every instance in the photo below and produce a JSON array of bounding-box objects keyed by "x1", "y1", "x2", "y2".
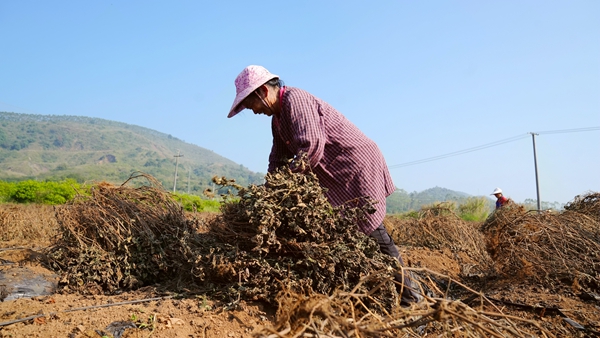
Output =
[{"x1": 267, "y1": 87, "x2": 395, "y2": 235}]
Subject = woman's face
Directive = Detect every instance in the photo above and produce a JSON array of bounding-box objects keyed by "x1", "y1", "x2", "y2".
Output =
[{"x1": 242, "y1": 89, "x2": 273, "y2": 116}]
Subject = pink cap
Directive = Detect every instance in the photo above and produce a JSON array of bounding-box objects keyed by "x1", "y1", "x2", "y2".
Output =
[{"x1": 228, "y1": 65, "x2": 279, "y2": 118}]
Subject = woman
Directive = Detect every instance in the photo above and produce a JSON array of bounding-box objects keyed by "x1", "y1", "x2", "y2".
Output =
[{"x1": 228, "y1": 65, "x2": 420, "y2": 304}]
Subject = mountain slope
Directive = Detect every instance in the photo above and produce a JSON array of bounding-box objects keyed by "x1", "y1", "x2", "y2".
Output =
[
  {"x1": 0, "y1": 112, "x2": 485, "y2": 211},
  {"x1": 386, "y1": 187, "x2": 492, "y2": 214},
  {"x1": 0, "y1": 112, "x2": 263, "y2": 193}
]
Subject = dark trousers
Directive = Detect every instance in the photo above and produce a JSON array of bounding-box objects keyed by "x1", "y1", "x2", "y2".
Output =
[{"x1": 369, "y1": 224, "x2": 421, "y2": 304}]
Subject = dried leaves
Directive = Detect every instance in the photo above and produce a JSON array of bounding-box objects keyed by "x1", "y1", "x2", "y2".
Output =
[
  {"x1": 194, "y1": 166, "x2": 400, "y2": 308},
  {"x1": 43, "y1": 167, "x2": 401, "y2": 310}
]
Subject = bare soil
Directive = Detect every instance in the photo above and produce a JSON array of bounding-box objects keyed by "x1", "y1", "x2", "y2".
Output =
[
  {"x1": 0, "y1": 245, "x2": 277, "y2": 338},
  {"x1": 2, "y1": 243, "x2": 599, "y2": 337},
  {"x1": 2, "y1": 204, "x2": 600, "y2": 337}
]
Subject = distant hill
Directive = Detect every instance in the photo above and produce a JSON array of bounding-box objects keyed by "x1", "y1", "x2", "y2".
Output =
[
  {"x1": 0, "y1": 111, "x2": 494, "y2": 212},
  {"x1": 386, "y1": 186, "x2": 493, "y2": 214},
  {"x1": 0, "y1": 112, "x2": 264, "y2": 193}
]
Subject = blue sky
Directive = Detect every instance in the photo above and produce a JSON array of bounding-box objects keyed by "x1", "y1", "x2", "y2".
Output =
[{"x1": 1, "y1": 1, "x2": 598, "y2": 204}]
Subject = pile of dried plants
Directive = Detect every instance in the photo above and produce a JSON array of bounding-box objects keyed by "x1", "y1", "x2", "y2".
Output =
[
  {"x1": 256, "y1": 268, "x2": 554, "y2": 338},
  {"x1": 0, "y1": 204, "x2": 59, "y2": 246},
  {"x1": 43, "y1": 173, "x2": 199, "y2": 294},
  {"x1": 43, "y1": 167, "x2": 404, "y2": 310},
  {"x1": 38, "y1": 168, "x2": 600, "y2": 336},
  {"x1": 386, "y1": 207, "x2": 494, "y2": 276},
  {"x1": 191, "y1": 166, "x2": 402, "y2": 309},
  {"x1": 564, "y1": 191, "x2": 600, "y2": 222},
  {"x1": 481, "y1": 193, "x2": 600, "y2": 291}
]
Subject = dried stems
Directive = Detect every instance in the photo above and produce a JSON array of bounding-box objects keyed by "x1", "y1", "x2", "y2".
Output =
[
  {"x1": 482, "y1": 193, "x2": 600, "y2": 291},
  {"x1": 43, "y1": 172, "x2": 200, "y2": 293},
  {"x1": 257, "y1": 268, "x2": 555, "y2": 338}
]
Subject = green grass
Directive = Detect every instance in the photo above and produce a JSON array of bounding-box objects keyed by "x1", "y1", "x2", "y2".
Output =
[
  {"x1": 390, "y1": 197, "x2": 491, "y2": 222},
  {"x1": 457, "y1": 197, "x2": 491, "y2": 222},
  {"x1": 0, "y1": 179, "x2": 81, "y2": 204},
  {"x1": 0, "y1": 179, "x2": 222, "y2": 213},
  {"x1": 172, "y1": 192, "x2": 221, "y2": 212}
]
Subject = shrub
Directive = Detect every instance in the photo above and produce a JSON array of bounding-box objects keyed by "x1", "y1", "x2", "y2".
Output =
[
  {"x1": 0, "y1": 181, "x2": 12, "y2": 202},
  {"x1": 1, "y1": 179, "x2": 81, "y2": 204},
  {"x1": 457, "y1": 197, "x2": 491, "y2": 222},
  {"x1": 40, "y1": 180, "x2": 79, "y2": 204},
  {"x1": 11, "y1": 180, "x2": 40, "y2": 203}
]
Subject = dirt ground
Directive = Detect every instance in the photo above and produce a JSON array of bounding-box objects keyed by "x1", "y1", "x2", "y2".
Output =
[
  {"x1": 0, "y1": 245, "x2": 277, "y2": 338},
  {"x1": 2, "y1": 245, "x2": 599, "y2": 337},
  {"x1": 1, "y1": 208, "x2": 600, "y2": 337}
]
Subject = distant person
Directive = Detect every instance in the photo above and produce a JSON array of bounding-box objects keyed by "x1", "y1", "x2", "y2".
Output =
[
  {"x1": 227, "y1": 65, "x2": 421, "y2": 305},
  {"x1": 491, "y1": 188, "x2": 509, "y2": 209}
]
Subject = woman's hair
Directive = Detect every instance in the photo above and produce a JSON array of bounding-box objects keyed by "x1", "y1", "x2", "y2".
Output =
[{"x1": 265, "y1": 78, "x2": 285, "y2": 88}]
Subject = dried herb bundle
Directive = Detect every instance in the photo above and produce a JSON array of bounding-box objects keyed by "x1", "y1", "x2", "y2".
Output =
[
  {"x1": 192, "y1": 166, "x2": 402, "y2": 309},
  {"x1": 44, "y1": 173, "x2": 199, "y2": 294},
  {"x1": 482, "y1": 196, "x2": 600, "y2": 291},
  {"x1": 386, "y1": 208, "x2": 494, "y2": 276}
]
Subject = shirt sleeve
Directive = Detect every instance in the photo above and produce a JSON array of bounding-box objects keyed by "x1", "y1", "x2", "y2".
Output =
[
  {"x1": 281, "y1": 92, "x2": 327, "y2": 170},
  {"x1": 268, "y1": 117, "x2": 293, "y2": 172}
]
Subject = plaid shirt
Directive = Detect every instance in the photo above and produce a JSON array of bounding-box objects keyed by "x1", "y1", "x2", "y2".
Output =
[{"x1": 268, "y1": 87, "x2": 395, "y2": 234}]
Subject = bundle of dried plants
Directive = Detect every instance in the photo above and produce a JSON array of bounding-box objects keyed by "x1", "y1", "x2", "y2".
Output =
[
  {"x1": 482, "y1": 197, "x2": 600, "y2": 291},
  {"x1": 564, "y1": 192, "x2": 600, "y2": 222},
  {"x1": 43, "y1": 172, "x2": 200, "y2": 294},
  {"x1": 386, "y1": 207, "x2": 494, "y2": 275},
  {"x1": 191, "y1": 165, "x2": 403, "y2": 309}
]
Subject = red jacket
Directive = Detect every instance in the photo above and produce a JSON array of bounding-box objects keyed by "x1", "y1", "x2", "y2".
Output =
[{"x1": 496, "y1": 196, "x2": 508, "y2": 209}]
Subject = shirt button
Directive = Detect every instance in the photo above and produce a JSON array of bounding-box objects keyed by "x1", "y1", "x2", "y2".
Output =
[{"x1": 286, "y1": 141, "x2": 290, "y2": 145}]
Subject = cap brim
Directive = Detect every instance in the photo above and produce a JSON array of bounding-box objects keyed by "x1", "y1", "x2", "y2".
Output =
[
  {"x1": 227, "y1": 102, "x2": 244, "y2": 118},
  {"x1": 227, "y1": 87, "x2": 254, "y2": 118}
]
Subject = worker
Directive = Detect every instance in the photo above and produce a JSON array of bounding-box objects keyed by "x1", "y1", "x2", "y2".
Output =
[
  {"x1": 227, "y1": 65, "x2": 421, "y2": 305},
  {"x1": 491, "y1": 187, "x2": 509, "y2": 209}
]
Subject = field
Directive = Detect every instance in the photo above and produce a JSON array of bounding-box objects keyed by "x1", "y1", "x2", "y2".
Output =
[{"x1": 0, "y1": 172, "x2": 599, "y2": 337}]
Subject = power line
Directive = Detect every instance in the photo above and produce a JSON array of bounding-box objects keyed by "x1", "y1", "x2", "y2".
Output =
[
  {"x1": 536, "y1": 126, "x2": 600, "y2": 135},
  {"x1": 388, "y1": 126, "x2": 600, "y2": 169},
  {"x1": 389, "y1": 134, "x2": 529, "y2": 169}
]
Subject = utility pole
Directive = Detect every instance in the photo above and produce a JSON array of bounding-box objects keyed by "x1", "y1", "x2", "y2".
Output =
[
  {"x1": 187, "y1": 167, "x2": 191, "y2": 194},
  {"x1": 529, "y1": 132, "x2": 541, "y2": 212},
  {"x1": 173, "y1": 150, "x2": 183, "y2": 193}
]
